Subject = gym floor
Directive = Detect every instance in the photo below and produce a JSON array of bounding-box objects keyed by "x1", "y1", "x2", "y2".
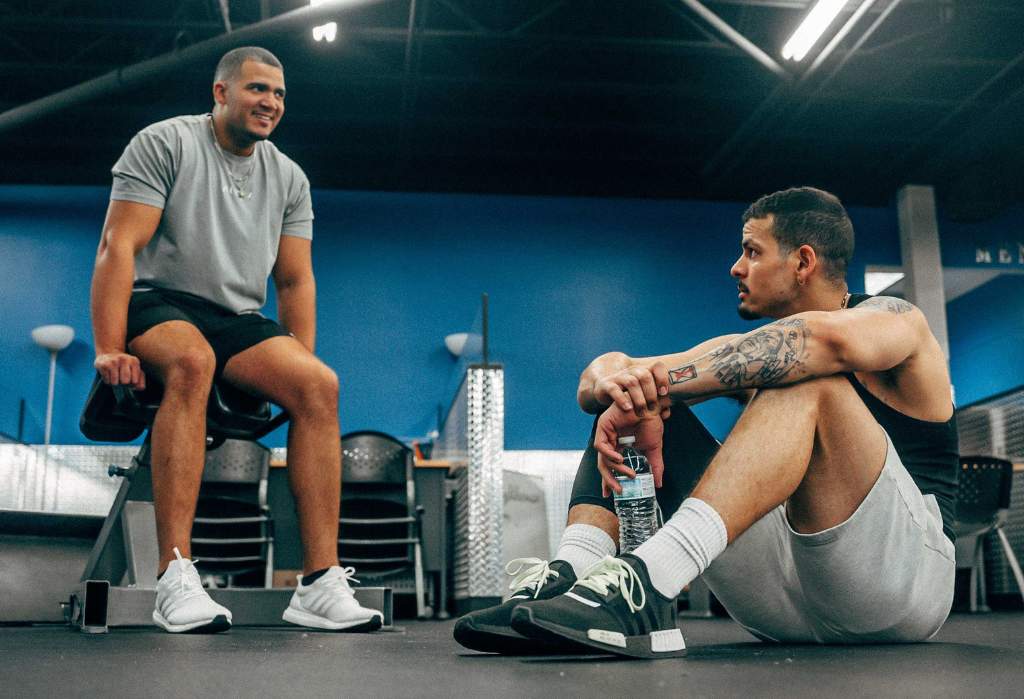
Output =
[{"x1": 1, "y1": 613, "x2": 1020, "y2": 697}]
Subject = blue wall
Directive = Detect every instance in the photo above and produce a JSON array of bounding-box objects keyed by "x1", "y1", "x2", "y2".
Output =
[
  {"x1": 947, "y1": 274, "x2": 1024, "y2": 407},
  {"x1": 4, "y1": 183, "x2": 1005, "y2": 451}
]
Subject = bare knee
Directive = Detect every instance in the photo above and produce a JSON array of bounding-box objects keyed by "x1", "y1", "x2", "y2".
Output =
[
  {"x1": 163, "y1": 346, "x2": 216, "y2": 398},
  {"x1": 287, "y1": 364, "x2": 339, "y2": 420}
]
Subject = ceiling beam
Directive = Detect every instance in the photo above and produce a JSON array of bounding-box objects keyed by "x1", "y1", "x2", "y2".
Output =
[
  {"x1": 0, "y1": 0, "x2": 388, "y2": 135},
  {"x1": 676, "y1": 0, "x2": 791, "y2": 79},
  {"x1": 701, "y1": 0, "x2": 906, "y2": 183}
]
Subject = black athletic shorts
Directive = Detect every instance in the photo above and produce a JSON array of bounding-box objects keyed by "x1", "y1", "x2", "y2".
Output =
[
  {"x1": 125, "y1": 286, "x2": 289, "y2": 376},
  {"x1": 568, "y1": 403, "x2": 721, "y2": 517}
]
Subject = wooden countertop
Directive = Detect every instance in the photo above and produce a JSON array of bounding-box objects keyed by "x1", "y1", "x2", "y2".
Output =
[{"x1": 271, "y1": 458, "x2": 462, "y2": 469}]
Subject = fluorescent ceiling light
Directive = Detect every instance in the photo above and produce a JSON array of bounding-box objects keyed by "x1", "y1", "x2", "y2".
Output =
[{"x1": 782, "y1": 0, "x2": 851, "y2": 62}]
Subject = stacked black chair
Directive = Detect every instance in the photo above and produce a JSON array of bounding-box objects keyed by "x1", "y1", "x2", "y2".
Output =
[
  {"x1": 192, "y1": 439, "x2": 274, "y2": 588},
  {"x1": 953, "y1": 456, "x2": 1024, "y2": 612},
  {"x1": 339, "y1": 430, "x2": 430, "y2": 618}
]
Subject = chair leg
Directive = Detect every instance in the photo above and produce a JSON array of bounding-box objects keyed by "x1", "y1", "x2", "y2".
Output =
[
  {"x1": 969, "y1": 537, "x2": 985, "y2": 613},
  {"x1": 977, "y1": 541, "x2": 990, "y2": 612},
  {"x1": 995, "y1": 528, "x2": 1024, "y2": 607},
  {"x1": 265, "y1": 539, "x2": 275, "y2": 589},
  {"x1": 414, "y1": 540, "x2": 428, "y2": 619}
]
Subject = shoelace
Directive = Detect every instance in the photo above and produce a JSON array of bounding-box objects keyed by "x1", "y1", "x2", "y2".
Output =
[
  {"x1": 316, "y1": 566, "x2": 361, "y2": 598},
  {"x1": 505, "y1": 557, "x2": 558, "y2": 599},
  {"x1": 573, "y1": 556, "x2": 646, "y2": 614},
  {"x1": 170, "y1": 547, "x2": 207, "y2": 600}
]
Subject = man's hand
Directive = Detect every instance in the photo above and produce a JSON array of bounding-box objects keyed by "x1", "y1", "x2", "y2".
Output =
[
  {"x1": 94, "y1": 352, "x2": 146, "y2": 390},
  {"x1": 594, "y1": 403, "x2": 667, "y2": 498},
  {"x1": 592, "y1": 361, "x2": 672, "y2": 419}
]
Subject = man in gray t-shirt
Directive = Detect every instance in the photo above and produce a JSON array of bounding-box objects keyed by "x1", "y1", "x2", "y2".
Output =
[{"x1": 90, "y1": 46, "x2": 382, "y2": 634}]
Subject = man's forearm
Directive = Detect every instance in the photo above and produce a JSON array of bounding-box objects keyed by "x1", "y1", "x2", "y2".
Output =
[
  {"x1": 665, "y1": 314, "x2": 838, "y2": 401},
  {"x1": 91, "y1": 242, "x2": 136, "y2": 355},
  {"x1": 277, "y1": 278, "x2": 316, "y2": 352}
]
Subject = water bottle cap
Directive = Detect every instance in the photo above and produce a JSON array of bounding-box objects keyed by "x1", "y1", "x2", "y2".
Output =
[{"x1": 617, "y1": 435, "x2": 636, "y2": 445}]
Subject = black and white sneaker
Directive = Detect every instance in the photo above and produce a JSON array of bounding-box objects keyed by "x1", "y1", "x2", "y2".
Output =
[
  {"x1": 453, "y1": 558, "x2": 585, "y2": 654},
  {"x1": 510, "y1": 554, "x2": 686, "y2": 659}
]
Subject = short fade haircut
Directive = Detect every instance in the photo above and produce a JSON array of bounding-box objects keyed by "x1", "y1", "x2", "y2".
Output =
[
  {"x1": 743, "y1": 186, "x2": 854, "y2": 283},
  {"x1": 214, "y1": 46, "x2": 282, "y2": 83}
]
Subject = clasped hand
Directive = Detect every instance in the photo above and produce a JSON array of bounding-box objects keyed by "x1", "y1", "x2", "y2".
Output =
[
  {"x1": 594, "y1": 401, "x2": 668, "y2": 498},
  {"x1": 592, "y1": 361, "x2": 672, "y2": 420}
]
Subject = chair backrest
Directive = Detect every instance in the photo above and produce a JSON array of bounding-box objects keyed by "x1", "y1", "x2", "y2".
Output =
[
  {"x1": 341, "y1": 431, "x2": 411, "y2": 484},
  {"x1": 202, "y1": 439, "x2": 270, "y2": 484},
  {"x1": 956, "y1": 456, "x2": 1014, "y2": 523}
]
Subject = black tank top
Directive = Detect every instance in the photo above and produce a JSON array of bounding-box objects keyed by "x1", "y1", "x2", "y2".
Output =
[{"x1": 846, "y1": 294, "x2": 959, "y2": 541}]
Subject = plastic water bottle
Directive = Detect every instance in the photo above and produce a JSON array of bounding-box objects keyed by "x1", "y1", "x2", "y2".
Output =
[{"x1": 613, "y1": 435, "x2": 659, "y2": 553}]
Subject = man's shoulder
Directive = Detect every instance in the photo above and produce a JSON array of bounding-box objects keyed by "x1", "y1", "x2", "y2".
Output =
[
  {"x1": 261, "y1": 139, "x2": 307, "y2": 179},
  {"x1": 133, "y1": 114, "x2": 208, "y2": 144}
]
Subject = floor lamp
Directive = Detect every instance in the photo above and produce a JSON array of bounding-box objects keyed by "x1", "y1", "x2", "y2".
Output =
[{"x1": 31, "y1": 324, "x2": 75, "y2": 510}]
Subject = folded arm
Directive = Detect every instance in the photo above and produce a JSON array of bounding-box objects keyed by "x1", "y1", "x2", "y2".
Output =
[
  {"x1": 576, "y1": 334, "x2": 750, "y2": 416},
  {"x1": 661, "y1": 296, "x2": 928, "y2": 403}
]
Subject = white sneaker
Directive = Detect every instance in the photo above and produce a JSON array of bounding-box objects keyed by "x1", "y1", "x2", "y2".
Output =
[
  {"x1": 153, "y1": 547, "x2": 232, "y2": 633},
  {"x1": 282, "y1": 566, "x2": 384, "y2": 631}
]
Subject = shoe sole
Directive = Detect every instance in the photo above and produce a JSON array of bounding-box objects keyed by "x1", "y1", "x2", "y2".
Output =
[
  {"x1": 453, "y1": 618, "x2": 599, "y2": 655},
  {"x1": 152, "y1": 612, "x2": 231, "y2": 634},
  {"x1": 510, "y1": 606, "x2": 687, "y2": 659},
  {"x1": 282, "y1": 607, "x2": 384, "y2": 632}
]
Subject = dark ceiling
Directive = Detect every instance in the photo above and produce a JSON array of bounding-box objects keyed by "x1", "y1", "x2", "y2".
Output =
[{"x1": 1, "y1": 0, "x2": 1023, "y2": 216}]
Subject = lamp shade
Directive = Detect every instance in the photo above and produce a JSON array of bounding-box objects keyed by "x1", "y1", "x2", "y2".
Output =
[
  {"x1": 444, "y1": 332, "x2": 469, "y2": 357},
  {"x1": 31, "y1": 324, "x2": 75, "y2": 352},
  {"x1": 444, "y1": 332, "x2": 484, "y2": 358}
]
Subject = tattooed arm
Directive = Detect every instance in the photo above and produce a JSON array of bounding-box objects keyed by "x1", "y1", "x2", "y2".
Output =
[
  {"x1": 577, "y1": 335, "x2": 748, "y2": 415},
  {"x1": 662, "y1": 296, "x2": 931, "y2": 402}
]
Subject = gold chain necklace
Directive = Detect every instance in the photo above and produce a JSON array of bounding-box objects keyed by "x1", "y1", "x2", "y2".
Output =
[
  {"x1": 841, "y1": 292, "x2": 851, "y2": 309},
  {"x1": 208, "y1": 117, "x2": 256, "y2": 200}
]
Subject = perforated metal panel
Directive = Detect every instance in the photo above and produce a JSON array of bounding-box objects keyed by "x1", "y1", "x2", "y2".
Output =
[
  {"x1": 957, "y1": 389, "x2": 1024, "y2": 461},
  {"x1": 436, "y1": 365, "x2": 504, "y2": 602},
  {"x1": 0, "y1": 444, "x2": 133, "y2": 515},
  {"x1": 341, "y1": 433, "x2": 409, "y2": 483},
  {"x1": 202, "y1": 439, "x2": 269, "y2": 484}
]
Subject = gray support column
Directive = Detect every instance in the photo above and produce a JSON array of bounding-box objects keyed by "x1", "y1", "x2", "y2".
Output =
[{"x1": 896, "y1": 185, "x2": 950, "y2": 358}]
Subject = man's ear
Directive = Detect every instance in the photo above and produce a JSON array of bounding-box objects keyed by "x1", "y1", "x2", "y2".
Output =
[
  {"x1": 212, "y1": 80, "x2": 228, "y2": 106},
  {"x1": 795, "y1": 244, "x2": 818, "y2": 281}
]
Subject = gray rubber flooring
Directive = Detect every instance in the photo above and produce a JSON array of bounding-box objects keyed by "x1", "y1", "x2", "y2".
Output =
[{"x1": 1, "y1": 612, "x2": 1021, "y2": 698}]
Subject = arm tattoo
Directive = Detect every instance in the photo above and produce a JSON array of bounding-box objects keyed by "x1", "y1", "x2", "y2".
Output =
[
  {"x1": 668, "y1": 365, "x2": 697, "y2": 384},
  {"x1": 859, "y1": 296, "x2": 914, "y2": 314},
  {"x1": 668, "y1": 319, "x2": 810, "y2": 390}
]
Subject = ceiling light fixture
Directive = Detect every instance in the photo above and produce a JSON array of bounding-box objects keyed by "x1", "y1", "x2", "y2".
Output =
[
  {"x1": 310, "y1": 1, "x2": 337, "y2": 42},
  {"x1": 781, "y1": 0, "x2": 854, "y2": 62}
]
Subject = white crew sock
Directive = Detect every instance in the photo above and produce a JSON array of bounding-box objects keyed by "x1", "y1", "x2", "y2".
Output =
[
  {"x1": 555, "y1": 523, "x2": 617, "y2": 579},
  {"x1": 633, "y1": 497, "x2": 728, "y2": 599}
]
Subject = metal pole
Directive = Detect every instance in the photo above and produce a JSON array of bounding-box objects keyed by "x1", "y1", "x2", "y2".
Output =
[
  {"x1": 0, "y1": 0, "x2": 386, "y2": 135},
  {"x1": 677, "y1": 0, "x2": 791, "y2": 80},
  {"x1": 44, "y1": 351, "x2": 56, "y2": 447},
  {"x1": 481, "y1": 292, "x2": 489, "y2": 367}
]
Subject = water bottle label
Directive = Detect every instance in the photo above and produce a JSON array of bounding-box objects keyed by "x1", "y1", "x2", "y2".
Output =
[{"x1": 614, "y1": 473, "x2": 655, "y2": 501}]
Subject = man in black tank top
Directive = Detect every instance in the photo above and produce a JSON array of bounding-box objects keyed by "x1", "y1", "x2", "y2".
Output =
[{"x1": 456, "y1": 186, "x2": 958, "y2": 657}]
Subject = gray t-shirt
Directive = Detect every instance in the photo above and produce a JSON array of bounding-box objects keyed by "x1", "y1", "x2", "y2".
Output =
[{"x1": 110, "y1": 114, "x2": 313, "y2": 313}]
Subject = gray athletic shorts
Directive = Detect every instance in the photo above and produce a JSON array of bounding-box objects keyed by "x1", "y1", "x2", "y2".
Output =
[{"x1": 701, "y1": 429, "x2": 956, "y2": 643}]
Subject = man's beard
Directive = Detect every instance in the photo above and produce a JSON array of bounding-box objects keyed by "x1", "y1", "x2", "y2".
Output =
[{"x1": 737, "y1": 303, "x2": 761, "y2": 320}]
